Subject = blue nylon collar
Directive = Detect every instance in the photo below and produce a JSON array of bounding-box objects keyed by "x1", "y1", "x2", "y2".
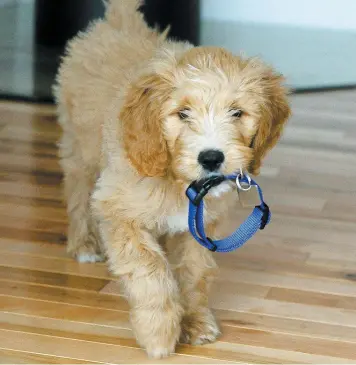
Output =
[{"x1": 185, "y1": 173, "x2": 271, "y2": 252}]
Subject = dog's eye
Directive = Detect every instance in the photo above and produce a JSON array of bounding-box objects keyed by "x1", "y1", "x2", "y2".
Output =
[
  {"x1": 178, "y1": 110, "x2": 190, "y2": 120},
  {"x1": 231, "y1": 109, "x2": 243, "y2": 118}
]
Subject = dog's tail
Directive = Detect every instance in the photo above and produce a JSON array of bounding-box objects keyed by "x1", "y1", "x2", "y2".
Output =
[{"x1": 103, "y1": 0, "x2": 147, "y2": 32}]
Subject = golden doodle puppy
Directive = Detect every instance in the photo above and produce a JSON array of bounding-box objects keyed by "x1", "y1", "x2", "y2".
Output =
[{"x1": 54, "y1": 0, "x2": 290, "y2": 358}]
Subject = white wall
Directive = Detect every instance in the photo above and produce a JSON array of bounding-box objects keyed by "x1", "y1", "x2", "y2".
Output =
[{"x1": 202, "y1": 0, "x2": 356, "y2": 30}]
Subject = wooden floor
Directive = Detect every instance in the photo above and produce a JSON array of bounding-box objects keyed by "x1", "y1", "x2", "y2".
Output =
[{"x1": 0, "y1": 90, "x2": 356, "y2": 364}]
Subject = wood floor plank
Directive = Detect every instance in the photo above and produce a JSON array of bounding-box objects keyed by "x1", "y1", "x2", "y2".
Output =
[
  {"x1": 0, "y1": 181, "x2": 62, "y2": 200},
  {"x1": 217, "y1": 309, "x2": 356, "y2": 343},
  {"x1": 0, "y1": 202, "x2": 67, "y2": 223},
  {"x1": 0, "y1": 329, "x2": 233, "y2": 364},
  {"x1": 3, "y1": 277, "x2": 356, "y2": 343},
  {"x1": 266, "y1": 287, "x2": 356, "y2": 310},
  {"x1": 0, "y1": 311, "x2": 134, "y2": 342},
  {"x1": 1, "y1": 124, "x2": 60, "y2": 143},
  {"x1": 259, "y1": 174, "x2": 356, "y2": 200},
  {"x1": 195, "y1": 341, "x2": 356, "y2": 364},
  {"x1": 0, "y1": 313, "x2": 331, "y2": 364},
  {"x1": 0, "y1": 193, "x2": 64, "y2": 209},
  {"x1": 0, "y1": 266, "x2": 109, "y2": 291},
  {"x1": 216, "y1": 249, "x2": 356, "y2": 287},
  {"x1": 218, "y1": 267, "x2": 356, "y2": 297},
  {"x1": 211, "y1": 292, "x2": 356, "y2": 327},
  {"x1": 0, "y1": 108, "x2": 60, "y2": 131},
  {"x1": 3, "y1": 291, "x2": 356, "y2": 345},
  {"x1": 0, "y1": 239, "x2": 69, "y2": 259},
  {"x1": 1, "y1": 304, "x2": 355, "y2": 363},
  {"x1": 1, "y1": 316, "x2": 353, "y2": 364},
  {"x1": 307, "y1": 256, "x2": 356, "y2": 271},
  {"x1": 0, "y1": 349, "x2": 100, "y2": 364},
  {"x1": 0, "y1": 226, "x2": 66, "y2": 244},
  {"x1": 0, "y1": 153, "x2": 61, "y2": 174},
  {"x1": 0, "y1": 251, "x2": 110, "y2": 279},
  {"x1": 0, "y1": 138, "x2": 58, "y2": 158},
  {"x1": 0, "y1": 137, "x2": 58, "y2": 155},
  {"x1": 0, "y1": 100, "x2": 55, "y2": 114},
  {"x1": 221, "y1": 208, "x2": 356, "y2": 247},
  {"x1": 3, "y1": 303, "x2": 356, "y2": 364},
  {"x1": 4, "y1": 279, "x2": 356, "y2": 345},
  {"x1": 220, "y1": 326, "x2": 356, "y2": 360},
  {"x1": 0, "y1": 279, "x2": 129, "y2": 311},
  {"x1": 0, "y1": 170, "x2": 63, "y2": 186},
  {"x1": 0, "y1": 295, "x2": 132, "y2": 331},
  {"x1": 0, "y1": 215, "x2": 66, "y2": 234}
]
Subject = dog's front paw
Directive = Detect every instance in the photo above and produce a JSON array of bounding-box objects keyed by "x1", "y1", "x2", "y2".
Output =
[
  {"x1": 69, "y1": 243, "x2": 105, "y2": 263},
  {"x1": 77, "y1": 251, "x2": 105, "y2": 263},
  {"x1": 146, "y1": 342, "x2": 176, "y2": 359},
  {"x1": 140, "y1": 329, "x2": 179, "y2": 359},
  {"x1": 132, "y1": 306, "x2": 182, "y2": 358},
  {"x1": 180, "y1": 309, "x2": 221, "y2": 345}
]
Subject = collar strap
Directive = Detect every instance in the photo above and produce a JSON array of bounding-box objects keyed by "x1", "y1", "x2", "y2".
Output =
[{"x1": 186, "y1": 174, "x2": 271, "y2": 252}]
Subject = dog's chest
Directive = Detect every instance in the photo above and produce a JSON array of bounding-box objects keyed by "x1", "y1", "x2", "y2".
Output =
[
  {"x1": 163, "y1": 201, "x2": 217, "y2": 234},
  {"x1": 164, "y1": 203, "x2": 190, "y2": 234},
  {"x1": 161, "y1": 184, "x2": 233, "y2": 235}
]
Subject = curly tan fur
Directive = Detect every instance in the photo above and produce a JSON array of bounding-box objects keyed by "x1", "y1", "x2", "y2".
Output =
[
  {"x1": 54, "y1": 0, "x2": 290, "y2": 358},
  {"x1": 120, "y1": 74, "x2": 171, "y2": 177}
]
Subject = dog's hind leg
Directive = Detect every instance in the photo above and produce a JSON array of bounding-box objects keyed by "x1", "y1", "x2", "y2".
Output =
[{"x1": 58, "y1": 129, "x2": 104, "y2": 263}]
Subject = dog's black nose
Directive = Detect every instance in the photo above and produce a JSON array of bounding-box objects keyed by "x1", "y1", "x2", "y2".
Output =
[{"x1": 198, "y1": 150, "x2": 225, "y2": 171}]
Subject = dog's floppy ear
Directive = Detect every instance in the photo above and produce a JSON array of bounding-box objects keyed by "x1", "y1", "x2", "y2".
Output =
[
  {"x1": 120, "y1": 74, "x2": 171, "y2": 177},
  {"x1": 250, "y1": 72, "x2": 291, "y2": 174}
]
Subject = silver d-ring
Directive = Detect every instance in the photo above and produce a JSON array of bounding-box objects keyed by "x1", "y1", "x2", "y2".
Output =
[{"x1": 236, "y1": 169, "x2": 252, "y2": 191}]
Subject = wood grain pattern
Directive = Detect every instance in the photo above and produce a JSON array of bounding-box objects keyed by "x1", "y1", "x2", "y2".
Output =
[
  {"x1": 0, "y1": 349, "x2": 99, "y2": 364},
  {"x1": 0, "y1": 92, "x2": 356, "y2": 363}
]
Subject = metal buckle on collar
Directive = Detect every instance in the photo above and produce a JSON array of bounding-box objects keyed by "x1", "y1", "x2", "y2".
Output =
[
  {"x1": 236, "y1": 168, "x2": 252, "y2": 191},
  {"x1": 256, "y1": 203, "x2": 270, "y2": 230},
  {"x1": 186, "y1": 175, "x2": 225, "y2": 206}
]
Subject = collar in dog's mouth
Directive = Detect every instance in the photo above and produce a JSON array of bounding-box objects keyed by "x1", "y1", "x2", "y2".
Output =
[
  {"x1": 187, "y1": 174, "x2": 230, "y2": 204},
  {"x1": 192, "y1": 174, "x2": 226, "y2": 192}
]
